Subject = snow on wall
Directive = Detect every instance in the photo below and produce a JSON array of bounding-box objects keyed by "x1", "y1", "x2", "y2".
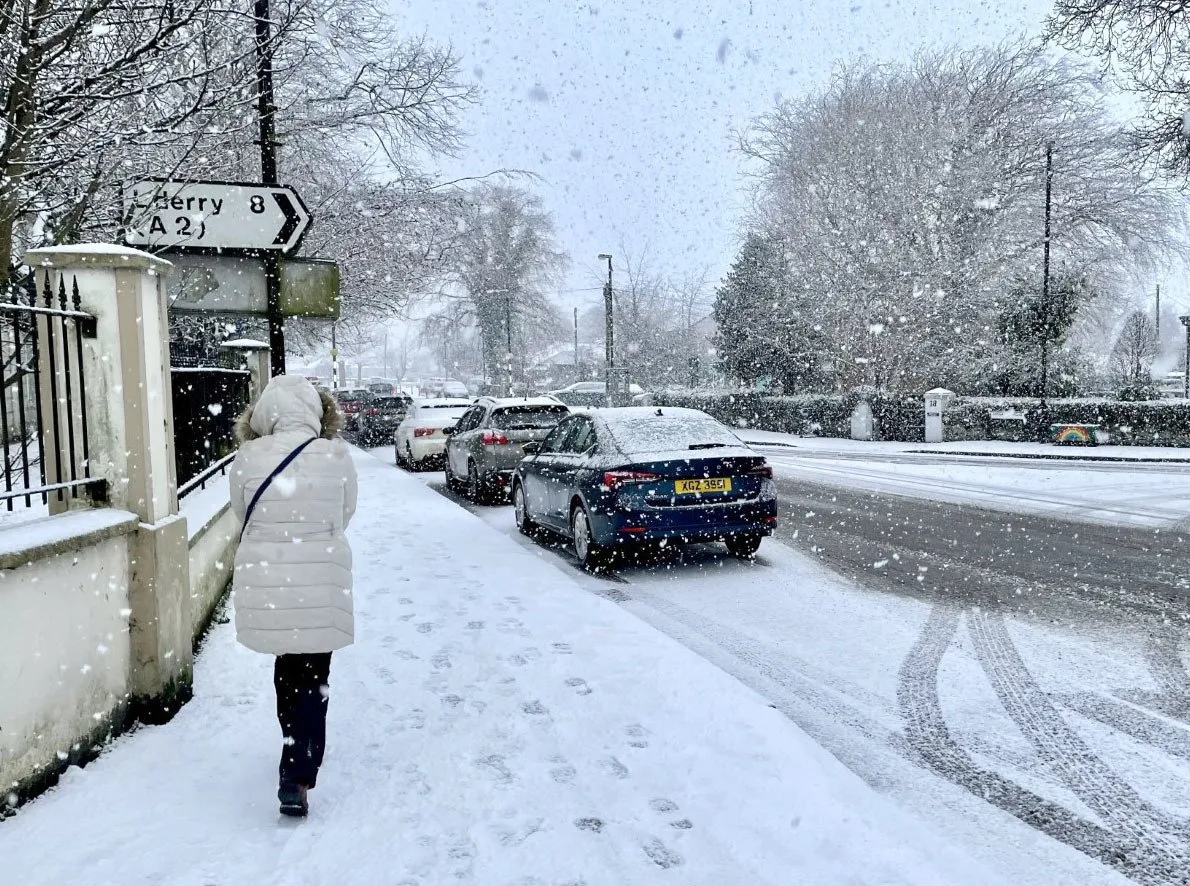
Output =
[
  {"x1": 186, "y1": 503, "x2": 236, "y2": 643},
  {"x1": 0, "y1": 516, "x2": 137, "y2": 802}
]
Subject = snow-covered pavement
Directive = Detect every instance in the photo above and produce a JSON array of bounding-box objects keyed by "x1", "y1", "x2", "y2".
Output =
[
  {"x1": 0, "y1": 449, "x2": 1000, "y2": 886},
  {"x1": 736, "y1": 433, "x2": 1190, "y2": 529}
]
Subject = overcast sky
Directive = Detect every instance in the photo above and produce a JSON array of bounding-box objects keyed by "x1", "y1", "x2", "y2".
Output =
[{"x1": 390, "y1": 0, "x2": 1084, "y2": 316}]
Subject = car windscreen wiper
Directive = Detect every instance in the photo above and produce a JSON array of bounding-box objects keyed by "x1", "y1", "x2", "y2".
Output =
[{"x1": 688, "y1": 442, "x2": 728, "y2": 450}]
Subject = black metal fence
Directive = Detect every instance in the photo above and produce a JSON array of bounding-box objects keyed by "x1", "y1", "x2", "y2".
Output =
[
  {"x1": 171, "y1": 367, "x2": 252, "y2": 497},
  {"x1": 1, "y1": 272, "x2": 103, "y2": 511}
]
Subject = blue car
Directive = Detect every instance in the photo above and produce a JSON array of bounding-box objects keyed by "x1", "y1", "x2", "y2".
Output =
[{"x1": 511, "y1": 407, "x2": 778, "y2": 570}]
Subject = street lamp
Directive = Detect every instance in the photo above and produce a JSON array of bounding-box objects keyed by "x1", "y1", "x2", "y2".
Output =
[
  {"x1": 1180, "y1": 315, "x2": 1190, "y2": 399},
  {"x1": 598, "y1": 253, "x2": 613, "y2": 401},
  {"x1": 1038, "y1": 141, "x2": 1054, "y2": 418}
]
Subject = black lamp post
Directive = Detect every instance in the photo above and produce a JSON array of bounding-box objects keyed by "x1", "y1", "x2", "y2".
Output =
[{"x1": 598, "y1": 253, "x2": 614, "y2": 401}]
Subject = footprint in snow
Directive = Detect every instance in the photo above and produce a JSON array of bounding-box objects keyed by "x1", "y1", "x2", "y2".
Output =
[
  {"x1": 574, "y1": 817, "x2": 603, "y2": 833},
  {"x1": 506, "y1": 654, "x2": 528, "y2": 667},
  {"x1": 466, "y1": 620, "x2": 485, "y2": 631},
  {"x1": 431, "y1": 652, "x2": 452, "y2": 669},
  {"x1": 550, "y1": 761, "x2": 577, "y2": 784},
  {"x1": 398, "y1": 613, "x2": 416, "y2": 622},
  {"x1": 416, "y1": 622, "x2": 435, "y2": 634},
  {"x1": 396, "y1": 708, "x2": 427, "y2": 731},
  {"x1": 552, "y1": 642, "x2": 573, "y2": 655},
  {"x1": 521, "y1": 700, "x2": 549, "y2": 716},
  {"x1": 394, "y1": 650, "x2": 420, "y2": 660},
  {"x1": 601, "y1": 757, "x2": 630, "y2": 780},
  {"x1": 475, "y1": 754, "x2": 513, "y2": 784},
  {"x1": 626, "y1": 724, "x2": 650, "y2": 748},
  {"x1": 642, "y1": 838, "x2": 684, "y2": 869},
  {"x1": 398, "y1": 597, "x2": 413, "y2": 605},
  {"x1": 566, "y1": 677, "x2": 593, "y2": 696},
  {"x1": 649, "y1": 798, "x2": 678, "y2": 813}
]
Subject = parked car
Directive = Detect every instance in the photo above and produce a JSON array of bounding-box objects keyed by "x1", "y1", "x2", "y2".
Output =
[
  {"x1": 547, "y1": 380, "x2": 644, "y2": 408},
  {"x1": 367, "y1": 382, "x2": 398, "y2": 397},
  {"x1": 333, "y1": 388, "x2": 376, "y2": 432},
  {"x1": 444, "y1": 397, "x2": 570, "y2": 502},
  {"x1": 357, "y1": 394, "x2": 412, "y2": 446},
  {"x1": 511, "y1": 407, "x2": 777, "y2": 570},
  {"x1": 394, "y1": 398, "x2": 473, "y2": 469}
]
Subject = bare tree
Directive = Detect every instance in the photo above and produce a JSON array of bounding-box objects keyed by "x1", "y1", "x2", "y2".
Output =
[
  {"x1": 1109, "y1": 309, "x2": 1159, "y2": 390},
  {"x1": 0, "y1": 0, "x2": 258, "y2": 275},
  {"x1": 738, "y1": 42, "x2": 1182, "y2": 392},
  {"x1": 1049, "y1": 1, "x2": 1190, "y2": 176},
  {"x1": 451, "y1": 183, "x2": 568, "y2": 379}
]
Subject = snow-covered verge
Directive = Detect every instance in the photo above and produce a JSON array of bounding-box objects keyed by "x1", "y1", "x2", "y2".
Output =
[
  {"x1": 0, "y1": 448, "x2": 1004, "y2": 886},
  {"x1": 738, "y1": 429, "x2": 1190, "y2": 462}
]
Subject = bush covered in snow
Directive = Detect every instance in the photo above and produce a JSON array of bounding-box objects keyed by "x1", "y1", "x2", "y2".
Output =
[{"x1": 658, "y1": 391, "x2": 1190, "y2": 447}]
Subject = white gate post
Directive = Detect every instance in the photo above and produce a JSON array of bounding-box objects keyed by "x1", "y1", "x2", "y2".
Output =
[{"x1": 24, "y1": 245, "x2": 193, "y2": 715}]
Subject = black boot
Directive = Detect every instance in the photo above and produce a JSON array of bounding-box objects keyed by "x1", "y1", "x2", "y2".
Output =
[{"x1": 278, "y1": 781, "x2": 309, "y2": 818}]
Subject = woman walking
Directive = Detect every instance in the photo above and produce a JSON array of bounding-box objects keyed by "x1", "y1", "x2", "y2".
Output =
[{"x1": 230, "y1": 375, "x2": 357, "y2": 817}]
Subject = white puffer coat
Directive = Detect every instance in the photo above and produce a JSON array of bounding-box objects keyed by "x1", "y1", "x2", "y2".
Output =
[{"x1": 230, "y1": 375, "x2": 358, "y2": 655}]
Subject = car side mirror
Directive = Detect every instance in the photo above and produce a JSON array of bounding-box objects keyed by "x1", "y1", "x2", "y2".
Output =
[
  {"x1": 442, "y1": 426, "x2": 455, "y2": 436},
  {"x1": 523, "y1": 441, "x2": 540, "y2": 454}
]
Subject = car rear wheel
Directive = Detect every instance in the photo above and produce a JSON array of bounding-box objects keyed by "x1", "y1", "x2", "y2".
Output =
[
  {"x1": 513, "y1": 483, "x2": 536, "y2": 536},
  {"x1": 572, "y1": 505, "x2": 609, "y2": 572},
  {"x1": 467, "y1": 462, "x2": 489, "y2": 504},
  {"x1": 725, "y1": 533, "x2": 763, "y2": 559}
]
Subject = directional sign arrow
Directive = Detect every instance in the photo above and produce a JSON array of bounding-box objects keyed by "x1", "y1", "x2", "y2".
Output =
[{"x1": 123, "y1": 179, "x2": 311, "y2": 254}]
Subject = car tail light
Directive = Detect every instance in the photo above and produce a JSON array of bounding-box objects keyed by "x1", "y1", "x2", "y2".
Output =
[
  {"x1": 602, "y1": 470, "x2": 659, "y2": 490},
  {"x1": 481, "y1": 430, "x2": 509, "y2": 446},
  {"x1": 747, "y1": 463, "x2": 773, "y2": 479},
  {"x1": 413, "y1": 427, "x2": 436, "y2": 438}
]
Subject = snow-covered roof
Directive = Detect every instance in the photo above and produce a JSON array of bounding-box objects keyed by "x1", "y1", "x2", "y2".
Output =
[{"x1": 220, "y1": 338, "x2": 270, "y2": 349}]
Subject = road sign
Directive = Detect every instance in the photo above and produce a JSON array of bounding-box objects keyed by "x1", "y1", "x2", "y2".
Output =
[
  {"x1": 165, "y1": 254, "x2": 339, "y2": 318},
  {"x1": 123, "y1": 179, "x2": 310, "y2": 253}
]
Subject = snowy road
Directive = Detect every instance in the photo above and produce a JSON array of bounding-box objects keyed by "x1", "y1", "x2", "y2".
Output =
[
  {"x1": 399, "y1": 450, "x2": 1190, "y2": 886},
  {"x1": 755, "y1": 444, "x2": 1190, "y2": 529}
]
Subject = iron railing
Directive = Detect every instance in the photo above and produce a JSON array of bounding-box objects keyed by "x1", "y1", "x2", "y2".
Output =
[
  {"x1": 171, "y1": 367, "x2": 251, "y2": 497},
  {"x1": 0, "y1": 272, "x2": 103, "y2": 510}
]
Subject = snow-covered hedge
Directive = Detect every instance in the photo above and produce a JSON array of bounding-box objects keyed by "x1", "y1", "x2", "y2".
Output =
[{"x1": 656, "y1": 391, "x2": 1190, "y2": 447}]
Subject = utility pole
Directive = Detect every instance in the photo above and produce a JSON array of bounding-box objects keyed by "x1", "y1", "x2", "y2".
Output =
[
  {"x1": 574, "y1": 307, "x2": 580, "y2": 382},
  {"x1": 1038, "y1": 141, "x2": 1054, "y2": 427},
  {"x1": 598, "y1": 253, "x2": 614, "y2": 402},
  {"x1": 505, "y1": 292, "x2": 513, "y2": 395},
  {"x1": 1156, "y1": 284, "x2": 1161, "y2": 340},
  {"x1": 254, "y1": 0, "x2": 285, "y2": 377},
  {"x1": 330, "y1": 321, "x2": 339, "y2": 389}
]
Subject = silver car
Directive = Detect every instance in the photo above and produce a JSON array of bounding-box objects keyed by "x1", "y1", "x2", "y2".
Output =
[{"x1": 444, "y1": 397, "x2": 569, "y2": 502}]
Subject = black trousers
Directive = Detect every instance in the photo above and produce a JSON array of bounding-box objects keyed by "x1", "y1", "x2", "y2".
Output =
[{"x1": 274, "y1": 652, "x2": 332, "y2": 788}]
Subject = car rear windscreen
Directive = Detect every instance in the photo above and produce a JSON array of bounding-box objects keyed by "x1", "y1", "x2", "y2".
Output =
[
  {"x1": 604, "y1": 414, "x2": 742, "y2": 454},
  {"x1": 375, "y1": 397, "x2": 409, "y2": 408},
  {"x1": 491, "y1": 405, "x2": 568, "y2": 429}
]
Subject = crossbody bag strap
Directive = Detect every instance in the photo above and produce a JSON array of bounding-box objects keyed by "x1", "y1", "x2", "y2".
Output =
[{"x1": 239, "y1": 436, "x2": 319, "y2": 541}]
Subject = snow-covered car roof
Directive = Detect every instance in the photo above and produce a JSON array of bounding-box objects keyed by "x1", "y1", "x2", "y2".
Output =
[
  {"x1": 593, "y1": 407, "x2": 749, "y2": 455},
  {"x1": 412, "y1": 398, "x2": 473, "y2": 408},
  {"x1": 480, "y1": 396, "x2": 567, "y2": 409}
]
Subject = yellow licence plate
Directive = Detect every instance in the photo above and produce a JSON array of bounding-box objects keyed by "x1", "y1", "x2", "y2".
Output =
[{"x1": 675, "y1": 477, "x2": 732, "y2": 495}]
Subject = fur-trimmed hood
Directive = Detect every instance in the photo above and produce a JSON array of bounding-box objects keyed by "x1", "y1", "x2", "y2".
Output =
[{"x1": 235, "y1": 376, "x2": 343, "y2": 443}]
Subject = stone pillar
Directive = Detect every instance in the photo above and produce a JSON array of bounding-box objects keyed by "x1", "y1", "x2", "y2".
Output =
[
  {"x1": 221, "y1": 339, "x2": 271, "y2": 400},
  {"x1": 23, "y1": 245, "x2": 193, "y2": 718}
]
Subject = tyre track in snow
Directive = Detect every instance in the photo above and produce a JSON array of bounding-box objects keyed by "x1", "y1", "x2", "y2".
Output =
[
  {"x1": 776, "y1": 477, "x2": 1190, "y2": 884},
  {"x1": 967, "y1": 609, "x2": 1190, "y2": 883},
  {"x1": 895, "y1": 605, "x2": 1133, "y2": 878}
]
